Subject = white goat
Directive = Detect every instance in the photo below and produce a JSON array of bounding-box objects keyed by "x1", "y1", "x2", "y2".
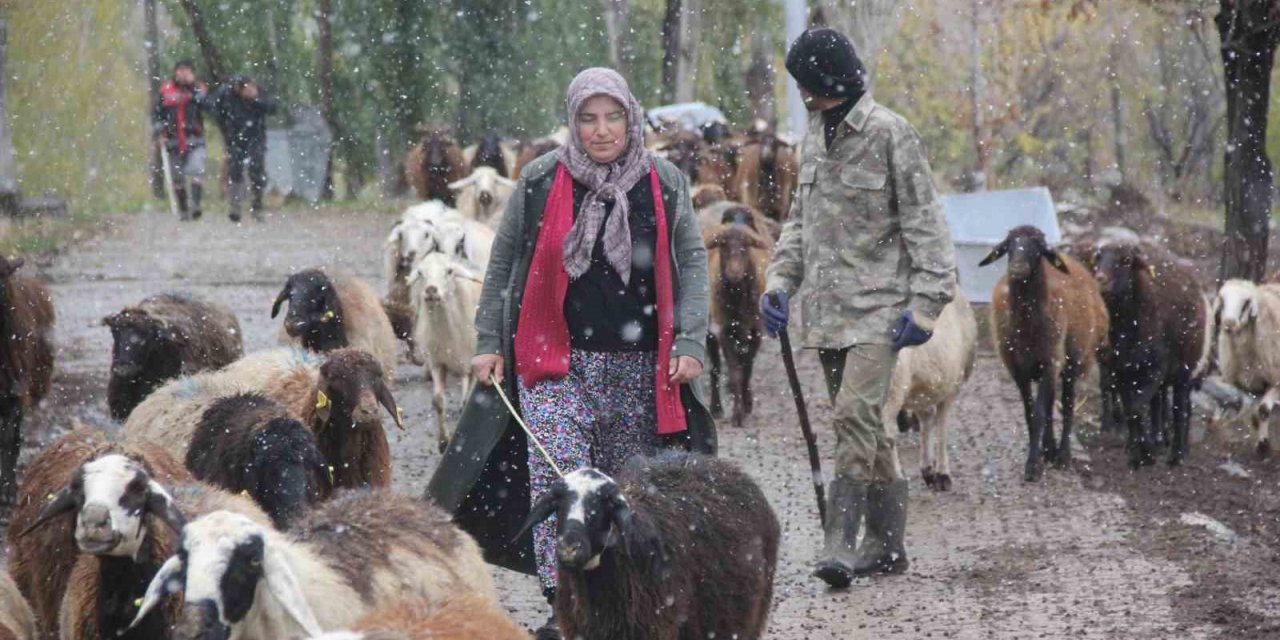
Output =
[
  {"x1": 1214, "y1": 279, "x2": 1280, "y2": 456},
  {"x1": 882, "y1": 290, "x2": 978, "y2": 491},
  {"x1": 128, "y1": 491, "x2": 496, "y2": 640},
  {"x1": 409, "y1": 253, "x2": 484, "y2": 454},
  {"x1": 448, "y1": 167, "x2": 515, "y2": 228}
]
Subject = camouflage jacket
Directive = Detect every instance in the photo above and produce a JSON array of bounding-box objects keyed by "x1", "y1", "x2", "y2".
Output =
[{"x1": 765, "y1": 94, "x2": 956, "y2": 349}]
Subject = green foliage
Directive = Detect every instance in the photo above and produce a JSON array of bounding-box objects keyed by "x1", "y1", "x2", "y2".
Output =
[{"x1": 3, "y1": 0, "x2": 151, "y2": 213}]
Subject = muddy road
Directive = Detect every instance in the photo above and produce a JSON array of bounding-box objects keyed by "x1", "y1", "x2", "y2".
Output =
[{"x1": 8, "y1": 206, "x2": 1277, "y2": 638}]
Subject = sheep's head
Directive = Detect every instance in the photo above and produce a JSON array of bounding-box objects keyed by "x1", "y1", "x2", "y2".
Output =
[
  {"x1": 314, "y1": 349, "x2": 402, "y2": 431},
  {"x1": 103, "y1": 309, "x2": 182, "y2": 383},
  {"x1": 250, "y1": 417, "x2": 330, "y2": 529},
  {"x1": 449, "y1": 167, "x2": 515, "y2": 216},
  {"x1": 691, "y1": 184, "x2": 728, "y2": 210},
  {"x1": 21, "y1": 453, "x2": 186, "y2": 558},
  {"x1": 272, "y1": 269, "x2": 347, "y2": 352},
  {"x1": 1217, "y1": 279, "x2": 1260, "y2": 334},
  {"x1": 131, "y1": 511, "x2": 324, "y2": 640},
  {"x1": 0, "y1": 256, "x2": 22, "y2": 280},
  {"x1": 706, "y1": 224, "x2": 769, "y2": 286},
  {"x1": 978, "y1": 225, "x2": 1068, "y2": 280},
  {"x1": 518, "y1": 468, "x2": 639, "y2": 572},
  {"x1": 408, "y1": 253, "x2": 483, "y2": 308},
  {"x1": 1093, "y1": 243, "x2": 1151, "y2": 302}
]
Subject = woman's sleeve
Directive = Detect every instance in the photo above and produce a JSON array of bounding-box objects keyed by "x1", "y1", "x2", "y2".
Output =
[
  {"x1": 670, "y1": 172, "x2": 709, "y2": 366},
  {"x1": 474, "y1": 179, "x2": 526, "y2": 356}
]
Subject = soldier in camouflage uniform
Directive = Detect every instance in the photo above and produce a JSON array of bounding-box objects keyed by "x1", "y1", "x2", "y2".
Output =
[{"x1": 762, "y1": 28, "x2": 956, "y2": 588}]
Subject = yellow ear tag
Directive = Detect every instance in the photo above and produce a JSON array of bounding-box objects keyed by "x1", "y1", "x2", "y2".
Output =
[
  {"x1": 44, "y1": 493, "x2": 56, "y2": 503},
  {"x1": 315, "y1": 390, "x2": 331, "y2": 410},
  {"x1": 1148, "y1": 265, "x2": 1157, "y2": 278},
  {"x1": 397, "y1": 406, "x2": 405, "y2": 420},
  {"x1": 321, "y1": 310, "x2": 336, "y2": 323},
  {"x1": 326, "y1": 465, "x2": 335, "y2": 484},
  {"x1": 134, "y1": 597, "x2": 143, "y2": 608}
]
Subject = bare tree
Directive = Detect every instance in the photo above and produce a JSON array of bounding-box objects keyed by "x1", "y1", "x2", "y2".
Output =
[
  {"x1": 600, "y1": 0, "x2": 632, "y2": 79},
  {"x1": 1143, "y1": 22, "x2": 1222, "y2": 202},
  {"x1": 968, "y1": 0, "x2": 992, "y2": 190},
  {"x1": 1216, "y1": 0, "x2": 1279, "y2": 282},
  {"x1": 808, "y1": 0, "x2": 903, "y2": 89},
  {"x1": 745, "y1": 14, "x2": 775, "y2": 124},
  {"x1": 316, "y1": 0, "x2": 337, "y2": 201},
  {"x1": 144, "y1": 0, "x2": 164, "y2": 198},
  {"x1": 661, "y1": 0, "x2": 681, "y2": 102},
  {"x1": 175, "y1": 0, "x2": 226, "y2": 83},
  {"x1": 674, "y1": 0, "x2": 702, "y2": 102}
]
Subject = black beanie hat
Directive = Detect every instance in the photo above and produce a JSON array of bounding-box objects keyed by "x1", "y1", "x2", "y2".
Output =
[{"x1": 785, "y1": 28, "x2": 866, "y2": 99}]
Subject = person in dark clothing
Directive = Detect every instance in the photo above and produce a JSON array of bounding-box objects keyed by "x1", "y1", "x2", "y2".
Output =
[
  {"x1": 212, "y1": 75, "x2": 277, "y2": 222},
  {"x1": 153, "y1": 60, "x2": 209, "y2": 220}
]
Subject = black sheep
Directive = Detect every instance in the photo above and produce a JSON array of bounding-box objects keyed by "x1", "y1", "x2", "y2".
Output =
[
  {"x1": 186, "y1": 392, "x2": 331, "y2": 528},
  {"x1": 104, "y1": 293, "x2": 243, "y2": 421},
  {"x1": 521, "y1": 452, "x2": 779, "y2": 640}
]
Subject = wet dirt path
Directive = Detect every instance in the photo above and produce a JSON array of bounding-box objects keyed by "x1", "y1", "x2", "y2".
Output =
[{"x1": 7, "y1": 206, "x2": 1262, "y2": 638}]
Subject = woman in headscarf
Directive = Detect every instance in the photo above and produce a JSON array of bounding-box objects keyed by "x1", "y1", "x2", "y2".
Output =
[{"x1": 425, "y1": 68, "x2": 715, "y2": 639}]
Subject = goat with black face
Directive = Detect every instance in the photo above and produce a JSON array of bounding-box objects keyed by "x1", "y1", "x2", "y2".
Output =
[{"x1": 519, "y1": 453, "x2": 780, "y2": 640}]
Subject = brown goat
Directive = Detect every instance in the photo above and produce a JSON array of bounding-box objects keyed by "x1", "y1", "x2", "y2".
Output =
[
  {"x1": 7, "y1": 429, "x2": 188, "y2": 639},
  {"x1": 511, "y1": 137, "x2": 561, "y2": 178},
  {"x1": 731, "y1": 132, "x2": 798, "y2": 221},
  {"x1": 0, "y1": 572, "x2": 35, "y2": 640},
  {"x1": 103, "y1": 293, "x2": 243, "y2": 421},
  {"x1": 0, "y1": 256, "x2": 54, "y2": 504},
  {"x1": 1092, "y1": 242, "x2": 1206, "y2": 467},
  {"x1": 404, "y1": 126, "x2": 467, "y2": 204},
  {"x1": 703, "y1": 219, "x2": 774, "y2": 429},
  {"x1": 467, "y1": 130, "x2": 510, "y2": 177},
  {"x1": 981, "y1": 226, "x2": 1108, "y2": 482}
]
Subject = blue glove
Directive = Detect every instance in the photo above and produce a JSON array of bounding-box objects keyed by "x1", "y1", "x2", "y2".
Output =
[
  {"x1": 891, "y1": 310, "x2": 933, "y2": 352},
  {"x1": 760, "y1": 290, "x2": 790, "y2": 338}
]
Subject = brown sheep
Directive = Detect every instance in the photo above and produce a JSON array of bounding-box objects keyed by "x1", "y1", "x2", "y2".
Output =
[
  {"x1": 702, "y1": 218, "x2": 774, "y2": 429},
  {"x1": 511, "y1": 136, "x2": 562, "y2": 178},
  {"x1": 0, "y1": 256, "x2": 54, "y2": 505},
  {"x1": 310, "y1": 595, "x2": 529, "y2": 640},
  {"x1": 7, "y1": 429, "x2": 188, "y2": 639},
  {"x1": 464, "y1": 130, "x2": 511, "y2": 177},
  {"x1": 730, "y1": 132, "x2": 798, "y2": 221},
  {"x1": 102, "y1": 293, "x2": 243, "y2": 421},
  {"x1": 404, "y1": 126, "x2": 466, "y2": 204},
  {"x1": 980, "y1": 226, "x2": 1109, "y2": 482},
  {"x1": 0, "y1": 572, "x2": 36, "y2": 640}
]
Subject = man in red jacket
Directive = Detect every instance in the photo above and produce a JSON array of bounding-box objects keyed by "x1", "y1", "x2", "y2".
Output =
[{"x1": 153, "y1": 60, "x2": 209, "y2": 220}]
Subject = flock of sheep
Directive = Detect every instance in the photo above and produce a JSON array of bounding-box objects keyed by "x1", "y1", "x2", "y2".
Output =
[{"x1": 0, "y1": 117, "x2": 1273, "y2": 639}]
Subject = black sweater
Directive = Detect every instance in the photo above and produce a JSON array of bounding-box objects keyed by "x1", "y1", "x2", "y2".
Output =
[{"x1": 564, "y1": 179, "x2": 659, "y2": 352}]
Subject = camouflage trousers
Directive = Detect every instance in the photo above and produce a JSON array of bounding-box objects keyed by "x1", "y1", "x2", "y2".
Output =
[{"x1": 818, "y1": 344, "x2": 904, "y2": 483}]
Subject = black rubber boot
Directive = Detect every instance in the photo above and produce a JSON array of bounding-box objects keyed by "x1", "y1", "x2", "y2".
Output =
[
  {"x1": 228, "y1": 181, "x2": 245, "y2": 223},
  {"x1": 853, "y1": 479, "x2": 910, "y2": 576},
  {"x1": 535, "y1": 587, "x2": 561, "y2": 640},
  {"x1": 190, "y1": 183, "x2": 203, "y2": 219},
  {"x1": 813, "y1": 474, "x2": 867, "y2": 588},
  {"x1": 174, "y1": 187, "x2": 189, "y2": 221}
]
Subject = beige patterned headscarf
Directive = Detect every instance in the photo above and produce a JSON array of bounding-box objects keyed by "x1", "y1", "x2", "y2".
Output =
[{"x1": 558, "y1": 67, "x2": 652, "y2": 285}]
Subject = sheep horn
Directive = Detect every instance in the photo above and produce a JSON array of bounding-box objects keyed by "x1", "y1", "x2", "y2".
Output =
[{"x1": 18, "y1": 488, "x2": 78, "y2": 538}]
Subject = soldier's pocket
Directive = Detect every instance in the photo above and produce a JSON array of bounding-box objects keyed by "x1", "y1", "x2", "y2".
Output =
[
  {"x1": 839, "y1": 166, "x2": 887, "y2": 200},
  {"x1": 797, "y1": 163, "x2": 818, "y2": 211}
]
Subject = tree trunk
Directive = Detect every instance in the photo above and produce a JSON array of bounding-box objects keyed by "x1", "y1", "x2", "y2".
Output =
[
  {"x1": 176, "y1": 0, "x2": 226, "y2": 83},
  {"x1": 661, "y1": 0, "x2": 681, "y2": 103},
  {"x1": 1216, "y1": 0, "x2": 1278, "y2": 282},
  {"x1": 0, "y1": 23, "x2": 15, "y2": 215},
  {"x1": 810, "y1": 0, "x2": 902, "y2": 91},
  {"x1": 674, "y1": 0, "x2": 701, "y2": 103},
  {"x1": 968, "y1": 0, "x2": 991, "y2": 191},
  {"x1": 316, "y1": 0, "x2": 337, "y2": 201},
  {"x1": 600, "y1": 0, "x2": 631, "y2": 79},
  {"x1": 144, "y1": 0, "x2": 164, "y2": 198},
  {"x1": 745, "y1": 16, "x2": 775, "y2": 125}
]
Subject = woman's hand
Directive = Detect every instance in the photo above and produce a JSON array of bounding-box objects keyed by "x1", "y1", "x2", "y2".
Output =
[
  {"x1": 472, "y1": 354, "x2": 505, "y2": 386},
  {"x1": 667, "y1": 355, "x2": 703, "y2": 385}
]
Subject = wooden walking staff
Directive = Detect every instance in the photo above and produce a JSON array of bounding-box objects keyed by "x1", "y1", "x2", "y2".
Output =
[{"x1": 769, "y1": 292, "x2": 826, "y2": 526}]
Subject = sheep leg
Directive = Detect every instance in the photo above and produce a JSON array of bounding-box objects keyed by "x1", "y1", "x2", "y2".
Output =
[
  {"x1": 1019, "y1": 376, "x2": 1048, "y2": 483},
  {"x1": 1254, "y1": 386, "x2": 1279, "y2": 458},
  {"x1": 742, "y1": 334, "x2": 760, "y2": 415},
  {"x1": 1054, "y1": 368, "x2": 1076, "y2": 468},
  {"x1": 0, "y1": 396, "x2": 19, "y2": 505},
  {"x1": 432, "y1": 367, "x2": 449, "y2": 453},
  {"x1": 1121, "y1": 384, "x2": 1155, "y2": 468},
  {"x1": 920, "y1": 411, "x2": 935, "y2": 487},
  {"x1": 933, "y1": 402, "x2": 954, "y2": 491},
  {"x1": 1041, "y1": 374, "x2": 1060, "y2": 466},
  {"x1": 724, "y1": 335, "x2": 749, "y2": 428},
  {"x1": 1168, "y1": 381, "x2": 1191, "y2": 466},
  {"x1": 707, "y1": 332, "x2": 724, "y2": 418}
]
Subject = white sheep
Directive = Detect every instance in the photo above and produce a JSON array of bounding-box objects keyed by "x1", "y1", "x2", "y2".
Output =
[
  {"x1": 448, "y1": 167, "x2": 515, "y2": 228},
  {"x1": 882, "y1": 289, "x2": 978, "y2": 491},
  {"x1": 128, "y1": 491, "x2": 497, "y2": 640},
  {"x1": 1213, "y1": 279, "x2": 1280, "y2": 456},
  {"x1": 408, "y1": 253, "x2": 484, "y2": 453},
  {"x1": 384, "y1": 202, "x2": 493, "y2": 305}
]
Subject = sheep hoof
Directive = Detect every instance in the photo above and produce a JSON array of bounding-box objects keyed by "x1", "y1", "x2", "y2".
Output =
[
  {"x1": 1257, "y1": 440, "x2": 1271, "y2": 459},
  {"x1": 1166, "y1": 453, "x2": 1183, "y2": 467},
  {"x1": 710, "y1": 403, "x2": 724, "y2": 419},
  {"x1": 731, "y1": 413, "x2": 746, "y2": 429},
  {"x1": 922, "y1": 468, "x2": 935, "y2": 486},
  {"x1": 1023, "y1": 461, "x2": 1044, "y2": 483},
  {"x1": 437, "y1": 439, "x2": 449, "y2": 454},
  {"x1": 935, "y1": 474, "x2": 952, "y2": 492}
]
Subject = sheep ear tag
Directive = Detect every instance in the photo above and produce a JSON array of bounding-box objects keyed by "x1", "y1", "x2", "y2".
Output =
[
  {"x1": 1148, "y1": 264, "x2": 1157, "y2": 278},
  {"x1": 320, "y1": 310, "x2": 336, "y2": 323},
  {"x1": 315, "y1": 390, "x2": 332, "y2": 423}
]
